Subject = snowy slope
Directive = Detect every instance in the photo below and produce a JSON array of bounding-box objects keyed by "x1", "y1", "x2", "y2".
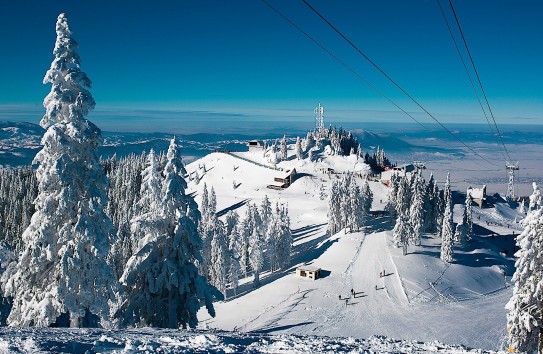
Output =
[
  {"x1": 189, "y1": 147, "x2": 517, "y2": 351},
  {"x1": 0, "y1": 327, "x2": 500, "y2": 353}
]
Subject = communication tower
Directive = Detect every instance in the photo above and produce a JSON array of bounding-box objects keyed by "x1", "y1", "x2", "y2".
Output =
[
  {"x1": 505, "y1": 161, "x2": 519, "y2": 201},
  {"x1": 315, "y1": 103, "x2": 324, "y2": 132}
]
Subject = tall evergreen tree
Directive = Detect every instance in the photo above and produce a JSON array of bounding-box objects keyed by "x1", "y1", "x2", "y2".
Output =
[
  {"x1": 248, "y1": 228, "x2": 263, "y2": 287},
  {"x1": 393, "y1": 213, "x2": 412, "y2": 256},
  {"x1": 4, "y1": 14, "x2": 117, "y2": 328},
  {"x1": 295, "y1": 136, "x2": 303, "y2": 160},
  {"x1": 506, "y1": 207, "x2": 543, "y2": 353},
  {"x1": 440, "y1": 173, "x2": 454, "y2": 263},
  {"x1": 118, "y1": 137, "x2": 215, "y2": 328},
  {"x1": 409, "y1": 172, "x2": 426, "y2": 246},
  {"x1": 280, "y1": 135, "x2": 288, "y2": 161}
]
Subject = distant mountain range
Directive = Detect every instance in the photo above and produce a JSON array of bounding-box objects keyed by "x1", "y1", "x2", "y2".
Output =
[{"x1": 0, "y1": 121, "x2": 436, "y2": 167}]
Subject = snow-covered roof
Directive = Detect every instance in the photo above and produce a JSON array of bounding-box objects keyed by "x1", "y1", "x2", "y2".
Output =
[
  {"x1": 467, "y1": 185, "x2": 486, "y2": 200},
  {"x1": 297, "y1": 265, "x2": 321, "y2": 272},
  {"x1": 275, "y1": 168, "x2": 296, "y2": 179}
]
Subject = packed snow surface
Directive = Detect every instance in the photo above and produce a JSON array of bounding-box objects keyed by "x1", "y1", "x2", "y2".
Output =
[
  {"x1": 189, "y1": 151, "x2": 520, "y2": 351},
  {"x1": 0, "y1": 328, "x2": 500, "y2": 353}
]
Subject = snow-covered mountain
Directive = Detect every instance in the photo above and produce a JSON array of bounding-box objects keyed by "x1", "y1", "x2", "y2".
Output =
[
  {"x1": 0, "y1": 124, "x2": 531, "y2": 352},
  {"x1": 182, "y1": 148, "x2": 521, "y2": 352}
]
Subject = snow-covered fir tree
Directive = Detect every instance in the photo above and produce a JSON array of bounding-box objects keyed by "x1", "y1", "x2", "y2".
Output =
[
  {"x1": 347, "y1": 177, "x2": 365, "y2": 232},
  {"x1": 393, "y1": 213, "x2": 412, "y2": 256},
  {"x1": 260, "y1": 195, "x2": 273, "y2": 234},
  {"x1": 362, "y1": 179, "x2": 373, "y2": 214},
  {"x1": 224, "y1": 210, "x2": 239, "y2": 240},
  {"x1": 4, "y1": 14, "x2": 117, "y2": 328},
  {"x1": 248, "y1": 228, "x2": 264, "y2": 287},
  {"x1": 0, "y1": 167, "x2": 37, "y2": 252},
  {"x1": 440, "y1": 173, "x2": 454, "y2": 263},
  {"x1": 457, "y1": 193, "x2": 473, "y2": 245},
  {"x1": 0, "y1": 242, "x2": 15, "y2": 326},
  {"x1": 386, "y1": 173, "x2": 400, "y2": 218},
  {"x1": 209, "y1": 218, "x2": 229, "y2": 297},
  {"x1": 328, "y1": 174, "x2": 367, "y2": 234},
  {"x1": 409, "y1": 171, "x2": 426, "y2": 246},
  {"x1": 395, "y1": 175, "x2": 411, "y2": 217},
  {"x1": 280, "y1": 135, "x2": 288, "y2": 161},
  {"x1": 529, "y1": 182, "x2": 541, "y2": 211},
  {"x1": 295, "y1": 136, "x2": 303, "y2": 160},
  {"x1": 506, "y1": 206, "x2": 543, "y2": 353},
  {"x1": 270, "y1": 203, "x2": 292, "y2": 272},
  {"x1": 118, "y1": 137, "x2": 216, "y2": 328},
  {"x1": 304, "y1": 131, "x2": 315, "y2": 152},
  {"x1": 424, "y1": 173, "x2": 439, "y2": 233}
]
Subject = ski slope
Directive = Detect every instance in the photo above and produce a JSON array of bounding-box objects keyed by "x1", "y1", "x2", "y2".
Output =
[{"x1": 190, "y1": 149, "x2": 521, "y2": 351}]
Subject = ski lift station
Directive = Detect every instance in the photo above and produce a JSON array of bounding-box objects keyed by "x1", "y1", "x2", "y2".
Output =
[{"x1": 296, "y1": 265, "x2": 321, "y2": 280}]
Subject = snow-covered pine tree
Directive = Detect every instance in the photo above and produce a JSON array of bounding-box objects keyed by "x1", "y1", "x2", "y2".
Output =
[
  {"x1": 138, "y1": 150, "x2": 163, "y2": 218},
  {"x1": 228, "y1": 223, "x2": 244, "y2": 292},
  {"x1": 395, "y1": 175, "x2": 411, "y2": 217},
  {"x1": 386, "y1": 173, "x2": 400, "y2": 217},
  {"x1": 198, "y1": 184, "x2": 215, "y2": 277},
  {"x1": 295, "y1": 137, "x2": 303, "y2": 160},
  {"x1": 347, "y1": 177, "x2": 364, "y2": 232},
  {"x1": 280, "y1": 135, "x2": 288, "y2": 161},
  {"x1": 228, "y1": 247, "x2": 241, "y2": 296},
  {"x1": 393, "y1": 213, "x2": 412, "y2": 255},
  {"x1": 362, "y1": 179, "x2": 373, "y2": 214},
  {"x1": 440, "y1": 173, "x2": 454, "y2": 263},
  {"x1": 209, "y1": 218, "x2": 229, "y2": 297},
  {"x1": 506, "y1": 206, "x2": 543, "y2": 353},
  {"x1": 327, "y1": 179, "x2": 342, "y2": 235},
  {"x1": 464, "y1": 193, "x2": 473, "y2": 243},
  {"x1": 409, "y1": 171, "x2": 425, "y2": 246},
  {"x1": 529, "y1": 182, "x2": 541, "y2": 211},
  {"x1": 304, "y1": 131, "x2": 315, "y2": 152},
  {"x1": 4, "y1": 14, "x2": 117, "y2": 328},
  {"x1": 260, "y1": 195, "x2": 272, "y2": 234},
  {"x1": 239, "y1": 205, "x2": 257, "y2": 277},
  {"x1": 0, "y1": 242, "x2": 15, "y2": 326},
  {"x1": 424, "y1": 173, "x2": 437, "y2": 233},
  {"x1": 224, "y1": 210, "x2": 239, "y2": 241},
  {"x1": 519, "y1": 199, "x2": 526, "y2": 215},
  {"x1": 118, "y1": 137, "x2": 215, "y2": 329},
  {"x1": 275, "y1": 203, "x2": 293, "y2": 271},
  {"x1": 248, "y1": 228, "x2": 264, "y2": 287}
]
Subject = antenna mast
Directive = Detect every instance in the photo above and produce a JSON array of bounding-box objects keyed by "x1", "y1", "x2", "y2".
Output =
[{"x1": 315, "y1": 103, "x2": 324, "y2": 132}]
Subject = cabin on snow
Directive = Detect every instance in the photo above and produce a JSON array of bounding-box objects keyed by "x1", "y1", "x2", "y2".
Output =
[
  {"x1": 247, "y1": 140, "x2": 264, "y2": 152},
  {"x1": 267, "y1": 168, "x2": 297, "y2": 190},
  {"x1": 380, "y1": 164, "x2": 415, "y2": 185},
  {"x1": 296, "y1": 265, "x2": 321, "y2": 280},
  {"x1": 467, "y1": 185, "x2": 486, "y2": 207}
]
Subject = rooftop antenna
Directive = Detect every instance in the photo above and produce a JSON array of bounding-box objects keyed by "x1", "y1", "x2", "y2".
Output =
[
  {"x1": 505, "y1": 161, "x2": 519, "y2": 201},
  {"x1": 315, "y1": 103, "x2": 324, "y2": 132}
]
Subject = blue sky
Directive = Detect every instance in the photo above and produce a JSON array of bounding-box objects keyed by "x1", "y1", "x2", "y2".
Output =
[{"x1": 0, "y1": 0, "x2": 541, "y2": 128}]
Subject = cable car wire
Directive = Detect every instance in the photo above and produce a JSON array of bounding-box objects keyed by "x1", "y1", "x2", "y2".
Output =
[
  {"x1": 260, "y1": 0, "x2": 428, "y2": 129},
  {"x1": 435, "y1": 0, "x2": 507, "y2": 162},
  {"x1": 447, "y1": 0, "x2": 512, "y2": 162},
  {"x1": 300, "y1": 0, "x2": 499, "y2": 166}
]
